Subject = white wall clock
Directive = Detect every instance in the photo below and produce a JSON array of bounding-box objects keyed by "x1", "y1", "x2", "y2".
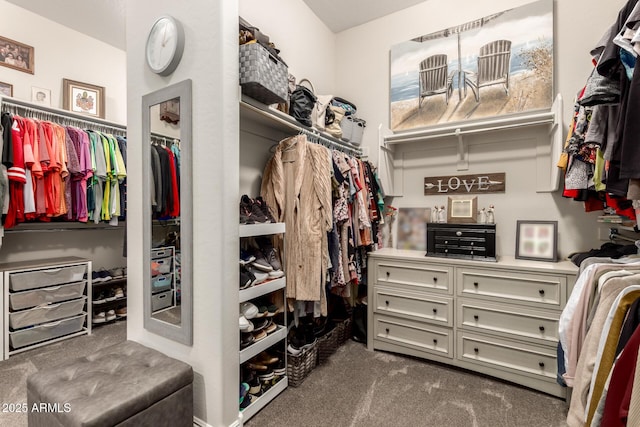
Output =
[{"x1": 145, "y1": 15, "x2": 185, "y2": 76}]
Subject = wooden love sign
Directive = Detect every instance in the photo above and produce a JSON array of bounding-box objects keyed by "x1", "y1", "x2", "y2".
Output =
[{"x1": 424, "y1": 173, "x2": 506, "y2": 195}]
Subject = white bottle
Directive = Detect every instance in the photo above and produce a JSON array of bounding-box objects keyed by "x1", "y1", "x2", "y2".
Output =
[
  {"x1": 478, "y1": 208, "x2": 486, "y2": 224},
  {"x1": 430, "y1": 206, "x2": 438, "y2": 223},
  {"x1": 438, "y1": 205, "x2": 446, "y2": 223},
  {"x1": 486, "y1": 205, "x2": 495, "y2": 224}
]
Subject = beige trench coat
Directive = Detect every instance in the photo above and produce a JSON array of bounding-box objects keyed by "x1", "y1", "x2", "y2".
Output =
[{"x1": 260, "y1": 135, "x2": 332, "y2": 313}]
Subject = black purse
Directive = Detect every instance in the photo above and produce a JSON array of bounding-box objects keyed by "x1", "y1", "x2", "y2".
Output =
[{"x1": 289, "y1": 80, "x2": 317, "y2": 127}]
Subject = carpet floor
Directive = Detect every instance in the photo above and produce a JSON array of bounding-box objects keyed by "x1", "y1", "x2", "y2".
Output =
[{"x1": 244, "y1": 340, "x2": 569, "y2": 427}]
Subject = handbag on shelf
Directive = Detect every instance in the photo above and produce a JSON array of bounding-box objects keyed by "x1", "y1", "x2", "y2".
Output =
[
  {"x1": 325, "y1": 105, "x2": 345, "y2": 139},
  {"x1": 289, "y1": 78, "x2": 317, "y2": 128}
]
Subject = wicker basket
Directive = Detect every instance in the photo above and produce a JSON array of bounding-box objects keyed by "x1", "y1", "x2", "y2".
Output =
[
  {"x1": 287, "y1": 342, "x2": 317, "y2": 387},
  {"x1": 335, "y1": 318, "x2": 352, "y2": 346},
  {"x1": 316, "y1": 328, "x2": 339, "y2": 365},
  {"x1": 239, "y1": 43, "x2": 288, "y2": 105}
]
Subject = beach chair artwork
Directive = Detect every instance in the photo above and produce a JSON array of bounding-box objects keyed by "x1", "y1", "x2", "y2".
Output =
[
  {"x1": 463, "y1": 40, "x2": 512, "y2": 102},
  {"x1": 418, "y1": 54, "x2": 455, "y2": 108}
]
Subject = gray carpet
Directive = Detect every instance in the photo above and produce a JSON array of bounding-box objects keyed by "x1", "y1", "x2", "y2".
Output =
[
  {"x1": 0, "y1": 321, "x2": 127, "y2": 427},
  {"x1": 245, "y1": 340, "x2": 569, "y2": 427}
]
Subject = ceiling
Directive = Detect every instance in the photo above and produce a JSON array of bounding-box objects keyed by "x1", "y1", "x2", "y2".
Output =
[{"x1": 7, "y1": 0, "x2": 426, "y2": 50}]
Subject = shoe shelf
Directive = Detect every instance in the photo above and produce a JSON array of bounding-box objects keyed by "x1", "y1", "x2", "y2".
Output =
[
  {"x1": 92, "y1": 296, "x2": 127, "y2": 311},
  {"x1": 239, "y1": 222, "x2": 285, "y2": 238},
  {"x1": 239, "y1": 277, "x2": 286, "y2": 303},
  {"x1": 240, "y1": 375, "x2": 288, "y2": 421},
  {"x1": 240, "y1": 325, "x2": 287, "y2": 364},
  {"x1": 92, "y1": 277, "x2": 127, "y2": 289}
]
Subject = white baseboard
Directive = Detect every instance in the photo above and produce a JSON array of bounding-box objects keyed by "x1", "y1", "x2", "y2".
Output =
[{"x1": 193, "y1": 416, "x2": 241, "y2": 427}]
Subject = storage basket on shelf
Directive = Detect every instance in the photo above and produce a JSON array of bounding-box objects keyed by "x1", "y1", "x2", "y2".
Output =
[
  {"x1": 287, "y1": 342, "x2": 317, "y2": 387},
  {"x1": 239, "y1": 43, "x2": 288, "y2": 105},
  {"x1": 316, "y1": 327, "x2": 339, "y2": 365},
  {"x1": 340, "y1": 116, "x2": 366, "y2": 145}
]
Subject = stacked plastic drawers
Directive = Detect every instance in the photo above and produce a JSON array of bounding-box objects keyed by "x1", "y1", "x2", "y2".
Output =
[
  {"x1": 151, "y1": 247, "x2": 176, "y2": 313},
  {"x1": 3, "y1": 257, "x2": 90, "y2": 359}
]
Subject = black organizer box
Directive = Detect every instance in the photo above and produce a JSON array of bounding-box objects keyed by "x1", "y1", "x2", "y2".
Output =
[{"x1": 426, "y1": 223, "x2": 496, "y2": 262}]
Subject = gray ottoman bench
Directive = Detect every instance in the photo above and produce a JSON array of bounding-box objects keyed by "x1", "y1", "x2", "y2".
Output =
[{"x1": 27, "y1": 340, "x2": 193, "y2": 427}]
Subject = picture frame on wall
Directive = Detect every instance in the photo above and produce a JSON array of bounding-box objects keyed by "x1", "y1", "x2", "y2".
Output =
[
  {"x1": 515, "y1": 220, "x2": 558, "y2": 262},
  {"x1": 62, "y1": 78, "x2": 105, "y2": 118},
  {"x1": 0, "y1": 35, "x2": 34, "y2": 74},
  {"x1": 31, "y1": 86, "x2": 51, "y2": 106},
  {"x1": 0, "y1": 81, "x2": 13, "y2": 97}
]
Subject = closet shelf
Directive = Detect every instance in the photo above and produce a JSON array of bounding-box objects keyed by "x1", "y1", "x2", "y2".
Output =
[
  {"x1": 239, "y1": 222, "x2": 286, "y2": 238},
  {"x1": 4, "y1": 222, "x2": 126, "y2": 233},
  {"x1": 240, "y1": 95, "x2": 362, "y2": 157},
  {"x1": 240, "y1": 376, "x2": 288, "y2": 421},
  {"x1": 239, "y1": 277, "x2": 286, "y2": 303},
  {"x1": 239, "y1": 326, "x2": 287, "y2": 364}
]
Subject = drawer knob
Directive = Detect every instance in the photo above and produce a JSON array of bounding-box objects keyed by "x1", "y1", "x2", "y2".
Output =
[
  {"x1": 474, "y1": 347, "x2": 479, "y2": 353},
  {"x1": 385, "y1": 300, "x2": 389, "y2": 306},
  {"x1": 433, "y1": 308, "x2": 438, "y2": 314},
  {"x1": 385, "y1": 328, "x2": 390, "y2": 334},
  {"x1": 473, "y1": 282, "x2": 479, "y2": 287},
  {"x1": 470, "y1": 251, "x2": 474, "y2": 255},
  {"x1": 444, "y1": 249, "x2": 449, "y2": 253},
  {"x1": 470, "y1": 242, "x2": 474, "y2": 246},
  {"x1": 539, "y1": 362, "x2": 545, "y2": 368},
  {"x1": 456, "y1": 231, "x2": 462, "y2": 236},
  {"x1": 445, "y1": 240, "x2": 449, "y2": 244},
  {"x1": 539, "y1": 326, "x2": 545, "y2": 332},
  {"x1": 433, "y1": 339, "x2": 438, "y2": 345},
  {"x1": 433, "y1": 277, "x2": 438, "y2": 283},
  {"x1": 539, "y1": 289, "x2": 545, "y2": 296},
  {"x1": 473, "y1": 315, "x2": 479, "y2": 321},
  {"x1": 386, "y1": 271, "x2": 390, "y2": 278}
]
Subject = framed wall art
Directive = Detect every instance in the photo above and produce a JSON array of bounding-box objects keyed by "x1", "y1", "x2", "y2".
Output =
[
  {"x1": 63, "y1": 78, "x2": 105, "y2": 118},
  {"x1": 515, "y1": 220, "x2": 557, "y2": 262},
  {"x1": 396, "y1": 207, "x2": 432, "y2": 250},
  {"x1": 0, "y1": 35, "x2": 34, "y2": 74},
  {"x1": 447, "y1": 196, "x2": 477, "y2": 223},
  {"x1": 0, "y1": 81, "x2": 13, "y2": 97},
  {"x1": 31, "y1": 86, "x2": 51, "y2": 106},
  {"x1": 389, "y1": 0, "x2": 553, "y2": 131}
]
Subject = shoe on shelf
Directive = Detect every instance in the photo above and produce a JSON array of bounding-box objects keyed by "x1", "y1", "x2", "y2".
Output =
[
  {"x1": 265, "y1": 322, "x2": 277, "y2": 334},
  {"x1": 254, "y1": 196, "x2": 277, "y2": 223},
  {"x1": 252, "y1": 329, "x2": 267, "y2": 342},
  {"x1": 240, "y1": 195, "x2": 269, "y2": 224},
  {"x1": 96, "y1": 268, "x2": 113, "y2": 283},
  {"x1": 93, "y1": 291, "x2": 107, "y2": 304},
  {"x1": 253, "y1": 351, "x2": 279, "y2": 365},
  {"x1": 114, "y1": 287, "x2": 125, "y2": 299},
  {"x1": 239, "y1": 266, "x2": 254, "y2": 290},
  {"x1": 265, "y1": 304, "x2": 281, "y2": 317},
  {"x1": 252, "y1": 318, "x2": 270, "y2": 331},
  {"x1": 239, "y1": 315, "x2": 254, "y2": 332},
  {"x1": 246, "y1": 361, "x2": 268, "y2": 371},
  {"x1": 92, "y1": 311, "x2": 106, "y2": 324},
  {"x1": 239, "y1": 394, "x2": 254, "y2": 410},
  {"x1": 105, "y1": 289, "x2": 118, "y2": 302},
  {"x1": 110, "y1": 267, "x2": 125, "y2": 279},
  {"x1": 248, "y1": 248, "x2": 273, "y2": 272},
  {"x1": 245, "y1": 265, "x2": 269, "y2": 285},
  {"x1": 115, "y1": 307, "x2": 127, "y2": 318},
  {"x1": 239, "y1": 382, "x2": 250, "y2": 404},
  {"x1": 255, "y1": 236, "x2": 282, "y2": 271},
  {"x1": 268, "y1": 269, "x2": 284, "y2": 279},
  {"x1": 240, "y1": 332, "x2": 255, "y2": 349},
  {"x1": 240, "y1": 302, "x2": 259, "y2": 320},
  {"x1": 106, "y1": 309, "x2": 117, "y2": 321},
  {"x1": 248, "y1": 376, "x2": 262, "y2": 396},
  {"x1": 239, "y1": 249, "x2": 256, "y2": 266}
]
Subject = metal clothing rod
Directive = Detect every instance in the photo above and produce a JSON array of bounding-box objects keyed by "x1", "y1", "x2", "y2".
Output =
[
  {"x1": 300, "y1": 128, "x2": 362, "y2": 157},
  {"x1": 609, "y1": 228, "x2": 638, "y2": 243},
  {"x1": 1, "y1": 95, "x2": 127, "y2": 136}
]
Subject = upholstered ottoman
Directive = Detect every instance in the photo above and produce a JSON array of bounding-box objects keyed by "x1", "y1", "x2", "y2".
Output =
[{"x1": 27, "y1": 340, "x2": 193, "y2": 427}]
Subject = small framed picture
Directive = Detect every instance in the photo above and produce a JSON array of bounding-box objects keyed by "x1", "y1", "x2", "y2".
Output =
[
  {"x1": 31, "y1": 86, "x2": 51, "y2": 106},
  {"x1": 160, "y1": 98, "x2": 180, "y2": 124},
  {"x1": 62, "y1": 78, "x2": 105, "y2": 118},
  {"x1": 515, "y1": 220, "x2": 558, "y2": 262},
  {"x1": 0, "y1": 81, "x2": 12, "y2": 97},
  {"x1": 447, "y1": 196, "x2": 477, "y2": 223},
  {"x1": 0, "y1": 35, "x2": 34, "y2": 74}
]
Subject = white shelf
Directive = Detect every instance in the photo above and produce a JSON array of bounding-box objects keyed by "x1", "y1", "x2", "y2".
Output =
[
  {"x1": 239, "y1": 222, "x2": 285, "y2": 238},
  {"x1": 240, "y1": 325, "x2": 287, "y2": 364},
  {"x1": 239, "y1": 277, "x2": 286, "y2": 303},
  {"x1": 240, "y1": 376, "x2": 288, "y2": 421}
]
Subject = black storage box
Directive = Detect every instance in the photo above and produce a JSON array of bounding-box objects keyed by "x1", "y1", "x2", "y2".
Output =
[{"x1": 426, "y1": 223, "x2": 496, "y2": 262}]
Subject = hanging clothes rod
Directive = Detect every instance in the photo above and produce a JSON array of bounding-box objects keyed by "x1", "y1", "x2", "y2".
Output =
[
  {"x1": 0, "y1": 95, "x2": 127, "y2": 136},
  {"x1": 300, "y1": 128, "x2": 362, "y2": 157},
  {"x1": 609, "y1": 227, "x2": 639, "y2": 243}
]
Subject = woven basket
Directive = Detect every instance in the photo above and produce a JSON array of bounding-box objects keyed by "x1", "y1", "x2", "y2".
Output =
[
  {"x1": 239, "y1": 43, "x2": 288, "y2": 105},
  {"x1": 316, "y1": 328, "x2": 339, "y2": 365},
  {"x1": 335, "y1": 318, "x2": 352, "y2": 346},
  {"x1": 287, "y1": 342, "x2": 317, "y2": 387}
]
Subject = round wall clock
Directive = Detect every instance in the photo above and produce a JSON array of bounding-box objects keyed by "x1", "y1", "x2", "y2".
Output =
[{"x1": 145, "y1": 15, "x2": 185, "y2": 76}]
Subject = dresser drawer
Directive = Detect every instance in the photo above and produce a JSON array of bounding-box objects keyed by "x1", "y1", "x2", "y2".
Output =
[
  {"x1": 9, "y1": 297, "x2": 86, "y2": 330},
  {"x1": 374, "y1": 287, "x2": 452, "y2": 326},
  {"x1": 457, "y1": 268, "x2": 565, "y2": 308},
  {"x1": 9, "y1": 281, "x2": 87, "y2": 310},
  {"x1": 151, "y1": 247, "x2": 174, "y2": 259},
  {"x1": 457, "y1": 300, "x2": 559, "y2": 344},
  {"x1": 373, "y1": 314, "x2": 453, "y2": 358},
  {"x1": 9, "y1": 314, "x2": 85, "y2": 349},
  {"x1": 9, "y1": 264, "x2": 86, "y2": 291},
  {"x1": 376, "y1": 261, "x2": 452, "y2": 293}
]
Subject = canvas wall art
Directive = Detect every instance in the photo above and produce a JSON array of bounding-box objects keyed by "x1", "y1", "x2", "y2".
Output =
[
  {"x1": 390, "y1": 0, "x2": 553, "y2": 131},
  {"x1": 396, "y1": 207, "x2": 431, "y2": 250}
]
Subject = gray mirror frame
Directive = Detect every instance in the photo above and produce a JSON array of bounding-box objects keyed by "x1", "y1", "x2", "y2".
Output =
[{"x1": 142, "y1": 79, "x2": 193, "y2": 345}]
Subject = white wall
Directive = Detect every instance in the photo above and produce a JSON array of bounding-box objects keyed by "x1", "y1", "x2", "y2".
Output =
[
  {"x1": 126, "y1": 1, "x2": 239, "y2": 426},
  {"x1": 334, "y1": 0, "x2": 627, "y2": 258},
  {"x1": 0, "y1": 1, "x2": 126, "y2": 123}
]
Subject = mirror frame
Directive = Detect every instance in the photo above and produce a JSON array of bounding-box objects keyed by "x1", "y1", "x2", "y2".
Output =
[{"x1": 142, "y1": 79, "x2": 193, "y2": 345}]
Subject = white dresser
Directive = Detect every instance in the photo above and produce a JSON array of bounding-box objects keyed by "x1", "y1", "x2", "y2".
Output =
[{"x1": 367, "y1": 248, "x2": 577, "y2": 398}]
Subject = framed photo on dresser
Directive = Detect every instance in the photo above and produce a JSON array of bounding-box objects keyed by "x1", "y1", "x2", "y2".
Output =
[{"x1": 515, "y1": 220, "x2": 557, "y2": 262}]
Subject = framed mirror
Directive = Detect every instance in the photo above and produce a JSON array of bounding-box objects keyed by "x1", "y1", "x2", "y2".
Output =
[{"x1": 142, "y1": 79, "x2": 193, "y2": 345}]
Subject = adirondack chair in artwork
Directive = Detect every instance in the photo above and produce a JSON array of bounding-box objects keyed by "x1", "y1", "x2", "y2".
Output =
[
  {"x1": 418, "y1": 54, "x2": 455, "y2": 108},
  {"x1": 463, "y1": 40, "x2": 512, "y2": 102}
]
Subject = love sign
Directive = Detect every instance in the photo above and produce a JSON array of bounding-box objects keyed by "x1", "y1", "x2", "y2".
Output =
[{"x1": 424, "y1": 173, "x2": 505, "y2": 195}]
